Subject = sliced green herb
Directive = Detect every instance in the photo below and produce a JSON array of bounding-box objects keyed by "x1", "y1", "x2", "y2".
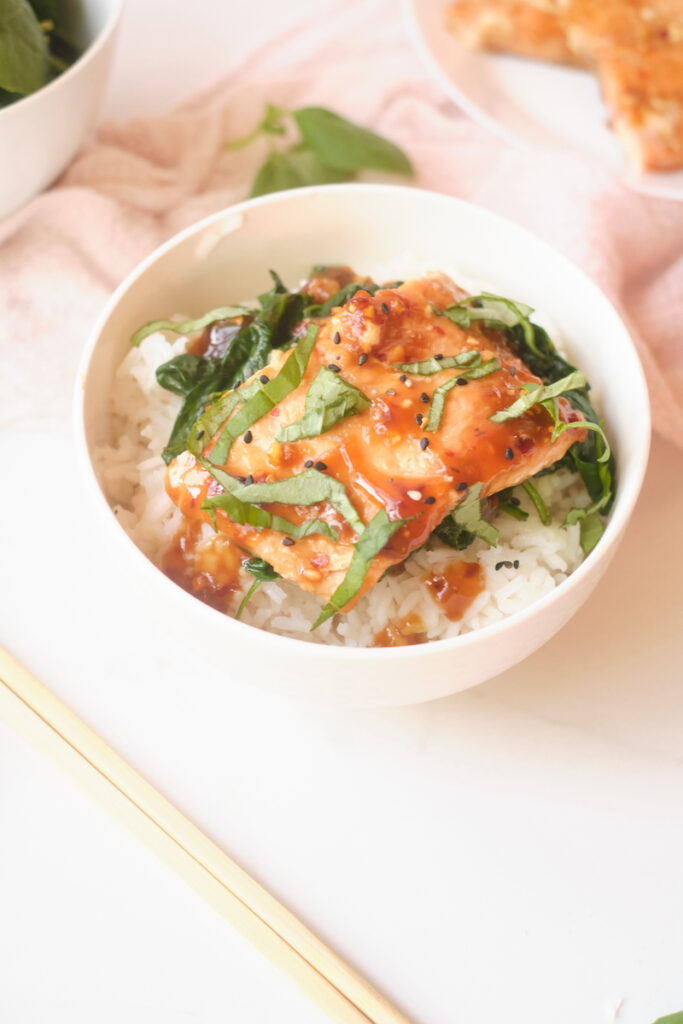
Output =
[
  {"x1": 498, "y1": 501, "x2": 529, "y2": 522},
  {"x1": 202, "y1": 489, "x2": 337, "y2": 542},
  {"x1": 489, "y1": 371, "x2": 587, "y2": 423},
  {"x1": 276, "y1": 366, "x2": 370, "y2": 442},
  {"x1": 233, "y1": 468, "x2": 364, "y2": 535},
  {"x1": 131, "y1": 307, "x2": 249, "y2": 347},
  {"x1": 235, "y1": 557, "x2": 281, "y2": 620},
  {"x1": 207, "y1": 324, "x2": 319, "y2": 466},
  {"x1": 652, "y1": 1010, "x2": 683, "y2": 1024},
  {"x1": 521, "y1": 480, "x2": 551, "y2": 526},
  {"x1": 435, "y1": 293, "x2": 534, "y2": 336},
  {"x1": 392, "y1": 350, "x2": 481, "y2": 375},
  {"x1": 425, "y1": 359, "x2": 501, "y2": 431},
  {"x1": 311, "y1": 510, "x2": 413, "y2": 629}
]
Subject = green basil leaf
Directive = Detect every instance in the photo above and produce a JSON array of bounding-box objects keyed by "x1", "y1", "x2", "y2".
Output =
[
  {"x1": 293, "y1": 106, "x2": 413, "y2": 176},
  {"x1": 311, "y1": 510, "x2": 414, "y2": 629},
  {"x1": 131, "y1": 307, "x2": 248, "y2": 347},
  {"x1": 652, "y1": 1010, "x2": 683, "y2": 1024},
  {"x1": 426, "y1": 359, "x2": 501, "y2": 431},
  {"x1": 521, "y1": 479, "x2": 551, "y2": 526},
  {"x1": 202, "y1": 489, "x2": 338, "y2": 542},
  {"x1": 225, "y1": 103, "x2": 288, "y2": 152},
  {"x1": 208, "y1": 324, "x2": 319, "y2": 466},
  {"x1": 0, "y1": 0, "x2": 48, "y2": 96},
  {"x1": 393, "y1": 350, "x2": 481, "y2": 375},
  {"x1": 250, "y1": 145, "x2": 350, "y2": 198},
  {"x1": 437, "y1": 293, "x2": 534, "y2": 334},
  {"x1": 578, "y1": 511, "x2": 605, "y2": 553},
  {"x1": 311, "y1": 280, "x2": 382, "y2": 317},
  {"x1": 234, "y1": 468, "x2": 364, "y2": 535},
  {"x1": 276, "y1": 367, "x2": 370, "y2": 442},
  {"x1": 489, "y1": 371, "x2": 587, "y2": 423},
  {"x1": 242, "y1": 556, "x2": 281, "y2": 583}
]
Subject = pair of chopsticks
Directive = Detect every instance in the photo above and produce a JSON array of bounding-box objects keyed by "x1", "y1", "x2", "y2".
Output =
[{"x1": 0, "y1": 646, "x2": 412, "y2": 1024}]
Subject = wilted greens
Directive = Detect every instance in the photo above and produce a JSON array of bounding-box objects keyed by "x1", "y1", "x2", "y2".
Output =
[{"x1": 0, "y1": 0, "x2": 82, "y2": 108}]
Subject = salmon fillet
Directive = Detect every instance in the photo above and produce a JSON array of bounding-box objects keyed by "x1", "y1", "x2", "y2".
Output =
[
  {"x1": 445, "y1": 0, "x2": 683, "y2": 172},
  {"x1": 165, "y1": 274, "x2": 585, "y2": 611}
]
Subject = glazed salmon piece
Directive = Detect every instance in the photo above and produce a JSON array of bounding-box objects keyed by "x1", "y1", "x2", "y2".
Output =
[{"x1": 165, "y1": 274, "x2": 585, "y2": 609}]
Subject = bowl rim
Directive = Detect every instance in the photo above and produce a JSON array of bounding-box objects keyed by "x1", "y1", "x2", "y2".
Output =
[
  {"x1": 0, "y1": 0, "x2": 125, "y2": 122},
  {"x1": 75, "y1": 182, "x2": 652, "y2": 661}
]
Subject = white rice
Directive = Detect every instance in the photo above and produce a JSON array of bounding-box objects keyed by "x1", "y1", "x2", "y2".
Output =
[{"x1": 95, "y1": 280, "x2": 594, "y2": 647}]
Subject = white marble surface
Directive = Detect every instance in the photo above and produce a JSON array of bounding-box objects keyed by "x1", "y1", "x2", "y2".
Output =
[{"x1": 2, "y1": 2, "x2": 683, "y2": 1023}]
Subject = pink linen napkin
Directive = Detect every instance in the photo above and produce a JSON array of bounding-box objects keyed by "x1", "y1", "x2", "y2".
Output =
[{"x1": 2, "y1": 0, "x2": 682, "y2": 443}]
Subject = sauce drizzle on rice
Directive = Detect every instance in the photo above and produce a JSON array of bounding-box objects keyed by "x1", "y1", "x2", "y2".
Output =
[{"x1": 424, "y1": 561, "x2": 486, "y2": 621}]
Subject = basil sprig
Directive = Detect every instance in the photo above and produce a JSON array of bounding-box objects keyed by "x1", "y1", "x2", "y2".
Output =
[
  {"x1": 233, "y1": 469, "x2": 365, "y2": 536},
  {"x1": 226, "y1": 103, "x2": 413, "y2": 198},
  {"x1": 276, "y1": 367, "x2": 370, "y2": 442},
  {"x1": 235, "y1": 558, "x2": 281, "y2": 621},
  {"x1": 207, "y1": 324, "x2": 319, "y2": 466},
  {"x1": 425, "y1": 359, "x2": 501, "y2": 431},
  {"x1": 311, "y1": 510, "x2": 414, "y2": 630}
]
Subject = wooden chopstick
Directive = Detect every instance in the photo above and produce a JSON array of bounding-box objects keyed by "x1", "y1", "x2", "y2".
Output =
[{"x1": 0, "y1": 646, "x2": 413, "y2": 1024}]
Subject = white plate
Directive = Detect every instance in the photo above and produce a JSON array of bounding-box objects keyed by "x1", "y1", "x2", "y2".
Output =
[{"x1": 403, "y1": 0, "x2": 683, "y2": 201}]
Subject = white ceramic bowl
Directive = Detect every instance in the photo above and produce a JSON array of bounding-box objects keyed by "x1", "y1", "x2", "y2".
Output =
[
  {"x1": 76, "y1": 184, "x2": 650, "y2": 707},
  {"x1": 0, "y1": 0, "x2": 123, "y2": 220}
]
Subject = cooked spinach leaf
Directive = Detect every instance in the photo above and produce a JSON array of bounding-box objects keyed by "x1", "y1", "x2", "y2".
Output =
[
  {"x1": 521, "y1": 479, "x2": 551, "y2": 526},
  {"x1": 311, "y1": 510, "x2": 413, "y2": 629},
  {"x1": 207, "y1": 324, "x2": 319, "y2": 466},
  {"x1": 0, "y1": 0, "x2": 48, "y2": 97},
  {"x1": 276, "y1": 366, "x2": 370, "y2": 442},
  {"x1": 434, "y1": 483, "x2": 498, "y2": 551},
  {"x1": 153, "y1": 274, "x2": 312, "y2": 464}
]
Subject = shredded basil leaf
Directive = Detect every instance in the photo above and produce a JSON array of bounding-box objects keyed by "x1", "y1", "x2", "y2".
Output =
[
  {"x1": 233, "y1": 468, "x2": 364, "y2": 535},
  {"x1": 578, "y1": 512, "x2": 605, "y2": 553},
  {"x1": 392, "y1": 350, "x2": 481, "y2": 375},
  {"x1": 425, "y1": 359, "x2": 501, "y2": 431},
  {"x1": 131, "y1": 307, "x2": 249, "y2": 347},
  {"x1": 311, "y1": 510, "x2": 414, "y2": 629},
  {"x1": 276, "y1": 367, "x2": 370, "y2": 442},
  {"x1": 521, "y1": 480, "x2": 551, "y2": 526},
  {"x1": 207, "y1": 324, "x2": 319, "y2": 466},
  {"x1": 201, "y1": 489, "x2": 338, "y2": 542},
  {"x1": 490, "y1": 371, "x2": 587, "y2": 423},
  {"x1": 435, "y1": 293, "x2": 534, "y2": 335}
]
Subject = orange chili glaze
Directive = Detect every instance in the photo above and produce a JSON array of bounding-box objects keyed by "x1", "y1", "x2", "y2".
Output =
[
  {"x1": 424, "y1": 561, "x2": 485, "y2": 621},
  {"x1": 162, "y1": 520, "x2": 243, "y2": 613},
  {"x1": 373, "y1": 613, "x2": 428, "y2": 648}
]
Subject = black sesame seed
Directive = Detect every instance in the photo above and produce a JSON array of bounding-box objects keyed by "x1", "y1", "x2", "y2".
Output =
[
  {"x1": 456, "y1": 481, "x2": 468, "y2": 492},
  {"x1": 328, "y1": 363, "x2": 341, "y2": 373},
  {"x1": 399, "y1": 374, "x2": 407, "y2": 383},
  {"x1": 386, "y1": 388, "x2": 396, "y2": 396},
  {"x1": 358, "y1": 353, "x2": 368, "y2": 366},
  {"x1": 424, "y1": 495, "x2": 436, "y2": 505},
  {"x1": 509, "y1": 496, "x2": 521, "y2": 506},
  {"x1": 304, "y1": 459, "x2": 314, "y2": 468},
  {"x1": 420, "y1": 437, "x2": 429, "y2": 450},
  {"x1": 243, "y1": 430, "x2": 253, "y2": 444},
  {"x1": 509, "y1": 366, "x2": 517, "y2": 377},
  {"x1": 381, "y1": 302, "x2": 390, "y2": 315},
  {"x1": 495, "y1": 561, "x2": 504, "y2": 571},
  {"x1": 456, "y1": 377, "x2": 468, "y2": 386},
  {"x1": 259, "y1": 374, "x2": 269, "y2": 384},
  {"x1": 513, "y1": 559, "x2": 520, "y2": 569},
  {"x1": 435, "y1": 353, "x2": 444, "y2": 360},
  {"x1": 420, "y1": 392, "x2": 430, "y2": 403},
  {"x1": 415, "y1": 413, "x2": 424, "y2": 426},
  {"x1": 315, "y1": 461, "x2": 327, "y2": 471},
  {"x1": 237, "y1": 476, "x2": 246, "y2": 484},
  {"x1": 196, "y1": 429, "x2": 205, "y2": 440},
  {"x1": 333, "y1": 331, "x2": 341, "y2": 344},
  {"x1": 282, "y1": 537, "x2": 295, "y2": 546},
  {"x1": 505, "y1": 447, "x2": 514, "y2": 460},
  {"x1": 495, "y1": 560, "x2": 514, "y2": 571},
  {"x1": 244, "y1": 474, "x2": 254, "y2": 486}
]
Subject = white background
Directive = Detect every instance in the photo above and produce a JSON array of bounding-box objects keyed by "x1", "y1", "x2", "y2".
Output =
[{"x1": 2, "y1": 3, "x2": 683, "y2": 1023}]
